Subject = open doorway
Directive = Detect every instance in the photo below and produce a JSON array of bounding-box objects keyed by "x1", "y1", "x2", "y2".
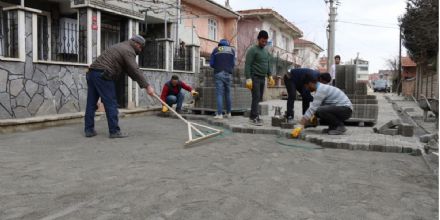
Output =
[{"x1": 101, "y1": 13, "x2": 128, "y2": 108}]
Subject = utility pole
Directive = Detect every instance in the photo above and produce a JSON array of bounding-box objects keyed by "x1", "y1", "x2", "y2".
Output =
[
  {"x1": 326, "y1": 0, "x2": 338, "y2": 71},
  {"x1": 397, "y1": 25, "x2": 402, "y2": 95}
]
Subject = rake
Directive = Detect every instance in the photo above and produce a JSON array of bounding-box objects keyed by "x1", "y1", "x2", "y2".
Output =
[{"x1": 152, "y1": 93, "x2": 223, "y2": 147}]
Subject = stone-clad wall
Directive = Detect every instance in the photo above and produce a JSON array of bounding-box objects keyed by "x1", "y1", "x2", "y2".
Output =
[
  {"x1": 0, "y1": 61, "x2": 89, "y2": 119},
  {"x1": 0, "y1": 11, "x2": 197, "y2": 119}
]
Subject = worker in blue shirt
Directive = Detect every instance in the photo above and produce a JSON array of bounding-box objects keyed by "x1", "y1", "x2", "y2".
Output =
[{"x1": 210, "y1": 39, "x2": 235, "y2": 119}]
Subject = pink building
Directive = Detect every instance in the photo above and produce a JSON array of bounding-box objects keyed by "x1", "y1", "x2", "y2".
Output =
[
  {"x1": 181, "y1": 0, "x2": 239, "y2": 59},
  {"x1": 236, "y1": 9, "x2": 303, "y2": 74}
]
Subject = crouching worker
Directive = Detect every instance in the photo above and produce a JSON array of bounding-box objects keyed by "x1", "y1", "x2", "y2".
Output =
[
  {"x1": 283, "y1": 68, "x2": 320, "y2": 123},
  {"x1": 160, "y1": 75, "x2": 198, "y2": 113},
  {"x1": 292, "y1": 73, "x2": 353, "y2": 137}
]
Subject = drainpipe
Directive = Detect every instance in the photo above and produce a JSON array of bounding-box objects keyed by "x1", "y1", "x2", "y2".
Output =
[{"x1": 176, "y1": 0, "x2": 180, "y2": 44}]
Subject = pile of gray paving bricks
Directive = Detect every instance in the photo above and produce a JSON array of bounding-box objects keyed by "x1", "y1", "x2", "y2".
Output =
[
  {"x1": 194, "y1": 67, "x2": 251, "y2": 113},
  {"x1": 373, "y1": 119, "x2": 415, "y2": 137},
  {"x1": 336, "y1": 65, "x2": 379, "y2": 125}
]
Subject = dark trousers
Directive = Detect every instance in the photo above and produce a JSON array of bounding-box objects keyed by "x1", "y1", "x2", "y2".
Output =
[
  {"x1": 250, "y1": 76, "x2": 266, "y2": 119},
  {"x1": 284, "y1": 75, "x2": 313, "y2": 117},
  {"x1": 84, "y1": 70, "x2": 120, "y2": 134},
  {"x1": 166, "y1": 92, "x2": 184, "y2": 111},
  {"x1": 315, "y1": 106, "x2": 352, "y2": 129}
]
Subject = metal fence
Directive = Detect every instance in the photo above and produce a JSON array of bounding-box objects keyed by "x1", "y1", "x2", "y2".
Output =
[
  {"x1": 37, "y1": 15, "x2": 87, "y2": 63},
  {"x1": 139, "y1": 40, "x2": 165, "y2": 69},
  {"x1": 173, "y1": 46, "x2": 192, "y2": 71},
  {"x1": 0, "y1": 10, "x2": 19, "y2": 58}
]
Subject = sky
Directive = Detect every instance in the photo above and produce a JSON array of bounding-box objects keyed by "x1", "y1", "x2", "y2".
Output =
[{"x1": 213, "y1": 0, "x2": 407, "y2": 73}]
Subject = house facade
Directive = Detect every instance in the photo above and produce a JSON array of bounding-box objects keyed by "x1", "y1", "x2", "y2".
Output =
[
  {"x1": 401, "y1": 56, "x2": 417, "y2": 97},
  {"x1": 180, "y1": 0, "x2": 239, "y2": 63},
  {"x1": 236, "y1": 9, "x2": 303, "y2": 75},
  {"x1": 0, "y1": 0, "x2": 200, "y2": 119},
  {"x1": 293, "y1": 38, "x2": 323, "y2": 70}
]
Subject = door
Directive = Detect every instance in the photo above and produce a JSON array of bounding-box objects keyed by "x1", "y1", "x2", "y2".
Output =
[{"x1": 101, "y1": 13, "x2": 128, "y2": 108}]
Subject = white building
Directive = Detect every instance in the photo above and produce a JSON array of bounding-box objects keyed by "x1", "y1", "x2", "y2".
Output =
[
  {"x1": 348, "y1": 58, "x2": 369, "y2": 82},
  {"x1": 293, "y1": 38, "x2": 324, "y2": 69}
]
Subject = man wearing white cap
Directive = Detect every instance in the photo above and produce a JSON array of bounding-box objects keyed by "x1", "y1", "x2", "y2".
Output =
[{"x1": 84, "y1": 35, "x2": 155, "y2": 138}]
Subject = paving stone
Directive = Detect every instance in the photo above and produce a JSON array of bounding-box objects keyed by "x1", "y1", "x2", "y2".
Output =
[
  {"x1": 378, "y1": 119, "x2": 402, "y2": 132},
  {"x1": 280, "y1": 122, "x2": 295, "y2": 129},
  {"x1": 385, "y1": 145, "x2": 402, "y2": 153},
  {"x1": 231, "y1": 126, "x2": 242, "y2": 133},
  {"x1": 398, "y1": 123, "x2": 414, "y2": 137},
  {"x1": 351, "y1": 143, "x2": 369, "y2": 151},
  {"x1": 259, "y1": 104, "x2": 269, "y2": 116},
  {"x1": 381, "y1": 128, "x2": 398, "y2": 136},
  {"x1": 271, "y1": 116, "x2": 284, "y2": 127},
  {"x1": 322, "y1": 141, "x2": 337, "y2": 148},
  {"x1": 419, "y1": 134, "x2": 437, "y2": 143}
]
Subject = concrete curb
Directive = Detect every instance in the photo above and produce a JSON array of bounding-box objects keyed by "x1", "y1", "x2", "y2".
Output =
[
  {"x1": 173, "y1": 114, "x2": 421, "y2": 155},
  {"x1": 0, "y1": 107, "x2": 161, "y2": 134}
]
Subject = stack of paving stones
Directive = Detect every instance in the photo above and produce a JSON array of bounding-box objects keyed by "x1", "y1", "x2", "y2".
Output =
[
  {"x1": 194, "y1": 67, "x2": 251, "y2": 113},
  {"x1": 336, "y1": 66, "x2": 379, "y2": 125},
  {"x1": 373, "y1": 119, "x2": 415, "y2": 137}
]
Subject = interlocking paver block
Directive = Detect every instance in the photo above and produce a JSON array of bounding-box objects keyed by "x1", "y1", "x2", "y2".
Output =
[{"x1": 398, "y1": 123, "x2": 414, "y2": 137}]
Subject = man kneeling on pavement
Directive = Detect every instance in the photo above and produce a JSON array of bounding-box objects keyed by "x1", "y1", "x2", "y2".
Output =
[
  {"x1": 160, "y1": 75, "x2": 198, "y2": 113},
  {"x1": 292, "y1": 72, "x2": 353, "y2": 137}
]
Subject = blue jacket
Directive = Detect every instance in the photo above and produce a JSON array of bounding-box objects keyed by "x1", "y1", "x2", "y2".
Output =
[
  {"x1": 289, "y1": 68, "x2": 320, "y2": 86},
  {"x1": 210, "y1": 39, "x2": 235, "y2": 74}
]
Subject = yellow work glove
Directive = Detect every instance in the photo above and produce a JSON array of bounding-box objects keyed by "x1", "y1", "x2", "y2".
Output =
[
  {"x1": 161, "y1": 105, "x2": 169, "y2": 113},
  {"x1": 291, "y1": 125, "x2": 304, "y2": 139},
  {"x1": 268, "y1": 76, "x2": 275, "y2": 87},
  {"x1": 191, "y1": 90, "x2": 199, "y2": 97},
  {"x1": 245, "y1": 79, "x2": 253, "y2": 90}
]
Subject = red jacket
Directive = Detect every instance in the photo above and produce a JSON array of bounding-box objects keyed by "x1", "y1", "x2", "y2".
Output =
[{"x1": 160, "y1": 81, "x2": 193, "y2": 101}]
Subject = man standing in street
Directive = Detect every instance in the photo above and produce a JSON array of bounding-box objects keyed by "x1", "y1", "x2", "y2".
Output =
[
  {"x1": 283, "y1": 68, "x2": 320, "y2": 123},
  {"x1": 84, "y1": 35, "x2": 155, "y2": 138},
  {"x1": 244, "y1": 30, "x2": 275, "y2": 126},
  {"x1": 292, "y1": 73, "x2": 353, "y2": 137},
  {"x1": 160, "y1": 75, "x2": 198, "y2": 113},
  {"x1": 329, "y1": 55, "x2": 341, "y2": 86},
  {"x1": 210, "y1": 39, "x2": 235, "y2": 119}
]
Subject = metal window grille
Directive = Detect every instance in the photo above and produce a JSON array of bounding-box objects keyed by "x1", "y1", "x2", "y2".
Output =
[
  {"x1": 139, "y1": 40, "x2": 165, "y2": 69},
  {"x1": 37, "y1": 14, "x2": 86, "y2": 63},
  {"x1": 173, "y1": 45, "x2": 192, "y2": 71},
  {"x1": 0, "y1": 9, "x2": 18, "y2": 58}
]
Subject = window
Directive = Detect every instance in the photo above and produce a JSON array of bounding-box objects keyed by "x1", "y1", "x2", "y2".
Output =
[
  {"x1": 208, "y1": 18, "x2": 217, "y2": 41},
  {"x1": 37, "y1": 12, "x2": 87, "y2": 63},
  {"x1": 0, "y1": 9, "x2": 18, "y2": 58},
  {"x1": 269, "y1": 28, "x2": 276, "y2": 46},
  {"x1": 358, "y1": 66, "x2": 368, "y2": 71},
  {"x1": 282, "y1": 35, "x2": 289, "y2": 51}
]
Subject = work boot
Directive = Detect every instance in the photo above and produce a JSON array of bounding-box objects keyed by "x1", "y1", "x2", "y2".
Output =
[
  {"x1": 176, "y1": 109, "x2": 182, "y2": 114},
  {"x1": 85, "y1": 130, "x2": 97, "y2": 138},
  {"x1": 109, "y1": 131, "x2": 129, "y2": 138},
  {"x1": 249, "y1": 117, "x2": 263, "y2": 126},
  {"x1": 328, "y1": 126, "x2": 347, "y2": 135},
  {"x1": 286, "y1": 116, "x2": 294, "y2": 124}
]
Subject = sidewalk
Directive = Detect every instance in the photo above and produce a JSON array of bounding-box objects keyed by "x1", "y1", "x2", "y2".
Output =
[{"x1": 178, "y1": 93, "x2": 422, "y2": 154}]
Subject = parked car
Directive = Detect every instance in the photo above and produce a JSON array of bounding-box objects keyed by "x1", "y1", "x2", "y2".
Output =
[{"x1": 372, "y1": 79, "x2": 389, "y2": 92}]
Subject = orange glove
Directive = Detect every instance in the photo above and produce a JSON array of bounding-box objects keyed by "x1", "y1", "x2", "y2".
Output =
[
  {"x1": 291, "y1": 125, "x2": 304, "y2": 138},
  {"x1": 161, "y1": 105, "x2": 169, "y2": 113}
]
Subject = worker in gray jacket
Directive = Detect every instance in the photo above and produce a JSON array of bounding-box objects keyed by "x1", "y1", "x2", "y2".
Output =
[{"x1": 85, "y1": 35, "x2": 155, "y2": 138}]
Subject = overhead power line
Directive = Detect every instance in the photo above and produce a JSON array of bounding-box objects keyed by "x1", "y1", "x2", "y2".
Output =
[{"x1": 337, "y1": 20, "x2": 398, "y2": 29}]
